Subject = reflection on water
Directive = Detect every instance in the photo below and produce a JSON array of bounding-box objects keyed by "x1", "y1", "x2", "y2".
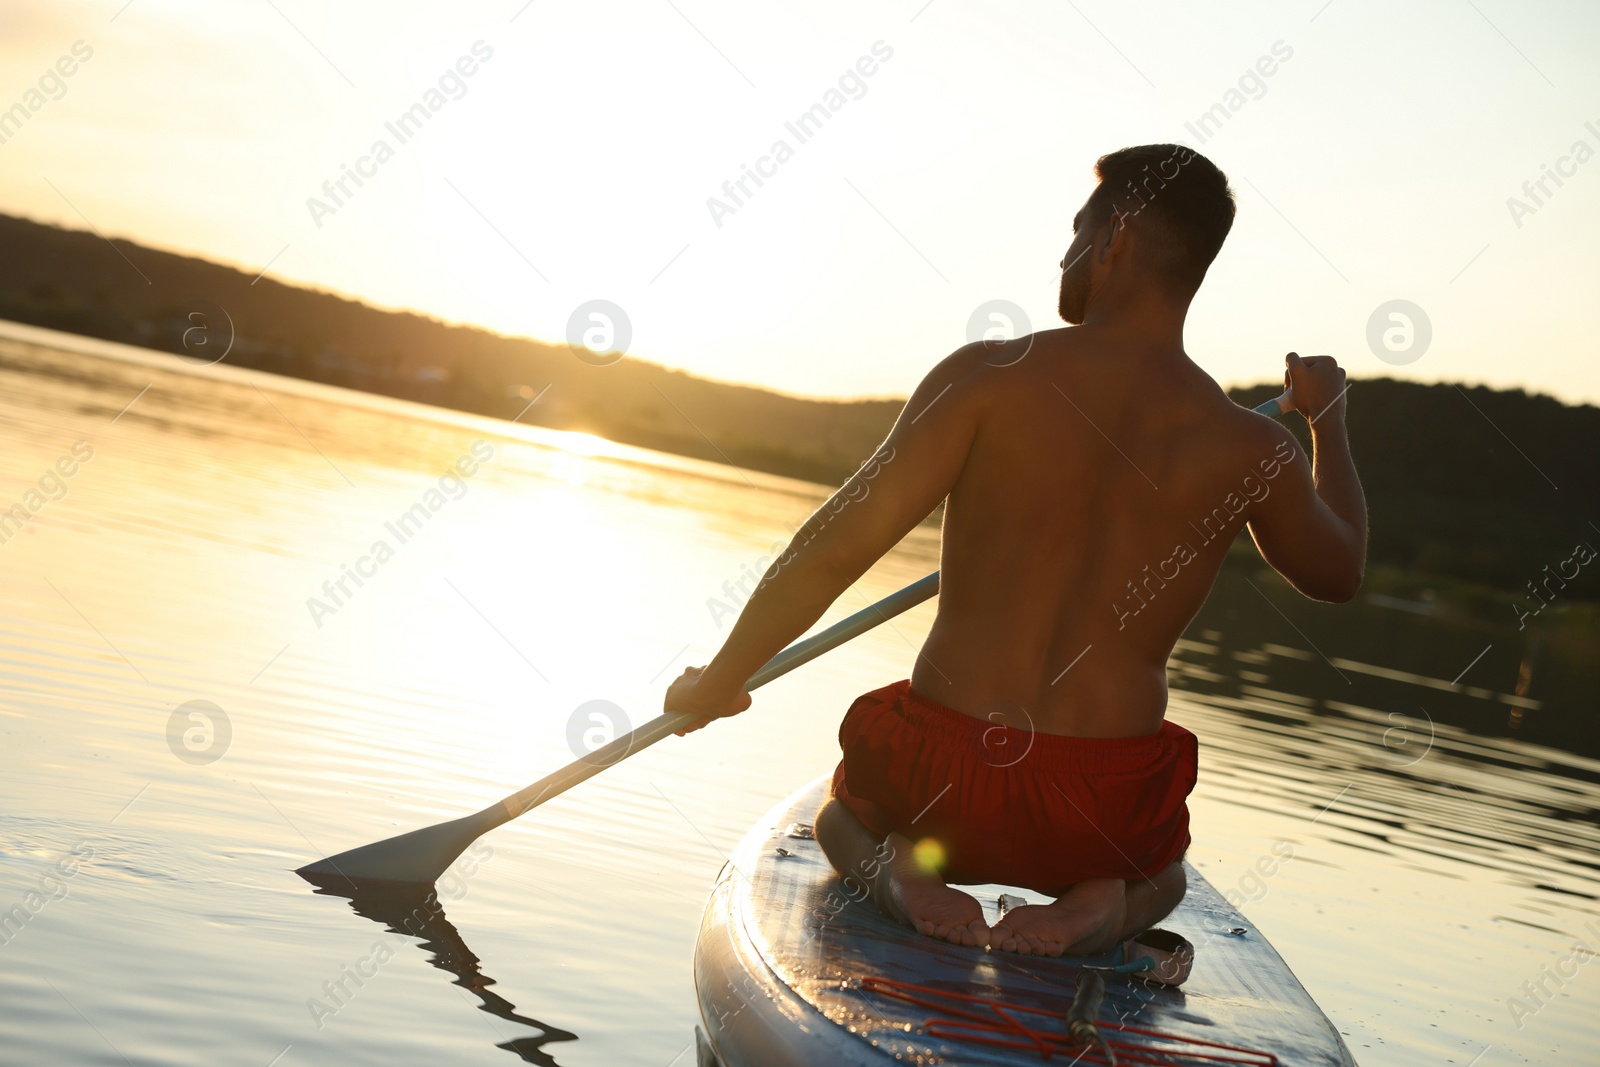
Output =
[
  {"x1": 303, "y1": 871, "x2": 577, "y2": 1065},
  {"x1": 1173, "y1": 568, "x2": 1600, "y2": 910},
  {"x1": 0, "y1": 320, "x2": 1596, "y2": 1066}
]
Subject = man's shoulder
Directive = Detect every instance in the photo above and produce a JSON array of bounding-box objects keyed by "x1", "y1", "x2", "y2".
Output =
[
  {"x1": 1206, "y1": 389, "x2": 1299, "y2": 464},
  {"x1": 944, "y1": 326, "x2": 1077, "y2": 373},
  {"x1": 913, "y1": 329, "x2": 1075, "y2": 408}
]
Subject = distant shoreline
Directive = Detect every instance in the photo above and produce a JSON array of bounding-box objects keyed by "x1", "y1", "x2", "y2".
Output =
[{"x1": 2, "y1": 211, "x2": 1597, "y2": 614}]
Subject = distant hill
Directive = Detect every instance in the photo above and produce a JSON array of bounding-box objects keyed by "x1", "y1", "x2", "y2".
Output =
[
  {"x1": 0, "y1": 213, "x2": 902, "y2": 486},
  {"x1": 2, "y1": 212, "x2": 1596, "y2": 601},
  {"x1": 1230, "y1": 377, "x2": 1599, "y2": 602}
]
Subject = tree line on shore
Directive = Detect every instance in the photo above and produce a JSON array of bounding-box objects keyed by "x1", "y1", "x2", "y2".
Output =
[{"x1": 3, "y1": 211, "x2": 1595, "y2": 604}]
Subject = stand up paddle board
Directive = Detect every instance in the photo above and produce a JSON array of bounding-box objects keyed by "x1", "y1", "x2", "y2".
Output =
[{"x1": 694, "y1": 776, "x2": 1355, "y2": 1066}]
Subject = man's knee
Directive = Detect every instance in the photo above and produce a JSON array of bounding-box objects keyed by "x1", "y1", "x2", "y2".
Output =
[
  {"x1": 814, "y1": 797, "x2": 834, "y2": 835},
  {"x1": 814, "y1": 797, "x2": 859, "y2": 875},
  {"x1": 1156, "y1": 859, "x2": 1186, "y2": 898},
  {"x1": 816, "y1": 796, "x2": 868, "y2": 845},
  {"x1": 1137, "y1": 861, "x2": 1187, "y2": 927}
]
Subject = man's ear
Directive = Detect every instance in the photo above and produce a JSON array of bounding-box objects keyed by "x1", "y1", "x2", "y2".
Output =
[{"x1": 1100, "y1": 208, "x2": 1133, "y2": 265}]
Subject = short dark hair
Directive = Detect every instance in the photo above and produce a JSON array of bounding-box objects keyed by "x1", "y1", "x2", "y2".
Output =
[{"x1": 1085, "y1": 144, "x2": 1235, "y2": 290}]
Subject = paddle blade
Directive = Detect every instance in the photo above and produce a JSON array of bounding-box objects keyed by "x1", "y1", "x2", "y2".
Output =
[{"x1": 295, "y1": 810, "x2": 496, "y2": 886}]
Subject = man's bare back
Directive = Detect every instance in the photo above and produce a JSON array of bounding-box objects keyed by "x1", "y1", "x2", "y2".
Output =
[
  {"x1": 916, "y1": 324, "x2": 1305, "y2": 739},
  {"x1": 666, "y1": 144, "x2": 1366, "y2": 959}
]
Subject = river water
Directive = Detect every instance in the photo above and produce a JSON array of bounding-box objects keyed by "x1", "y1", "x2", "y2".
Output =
[{"x1": 0, "y1": 320, "x2": 1595, "y2": 1066}]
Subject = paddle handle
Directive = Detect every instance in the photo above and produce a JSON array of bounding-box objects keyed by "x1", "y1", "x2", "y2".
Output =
[
  {"x1": 1253, "y1": 389, "x2": 1293, "y2": 417},
  {"x1": 486, "y1": 571, "x2": 942, "y2": 826}
]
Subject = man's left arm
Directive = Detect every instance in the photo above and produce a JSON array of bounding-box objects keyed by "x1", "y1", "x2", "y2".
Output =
[{"x1": 665, "y1": 348, "x2": 985, "y2": 727}]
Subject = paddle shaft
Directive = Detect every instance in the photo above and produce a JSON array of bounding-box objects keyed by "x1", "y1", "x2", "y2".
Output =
[
  {"x1": 484, "y1": 571, "x2": 942, "y2": 828},
  {"x1": 1253, "y1": 389, "x2": 1293, "y2": 417},
  {"x1": 484, "y1": 395, "x2": 1290, "y2": 828}
]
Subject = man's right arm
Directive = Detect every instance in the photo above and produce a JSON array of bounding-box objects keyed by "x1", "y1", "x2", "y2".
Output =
[{"x1": 1246, "y1": 354, "x2": 1368, "y2": 603}]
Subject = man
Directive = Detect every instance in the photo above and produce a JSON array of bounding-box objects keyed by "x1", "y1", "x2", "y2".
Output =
[{"x1": 665, "y1": 144, "x2": 1366, "y2": 958}]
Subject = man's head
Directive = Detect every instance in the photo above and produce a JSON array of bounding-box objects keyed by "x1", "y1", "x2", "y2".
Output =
[{"x1": 1058, "y1": 145, "x2": 1235, "y2": 324}]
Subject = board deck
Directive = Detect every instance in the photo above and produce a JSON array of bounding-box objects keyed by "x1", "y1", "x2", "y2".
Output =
[{"x1": 695, "y1": 776, "x2": 1356, "y2": 1067}]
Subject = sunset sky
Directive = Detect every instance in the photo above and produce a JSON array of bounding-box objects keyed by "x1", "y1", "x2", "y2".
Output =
[{"x1": 3, "y1": 0, "x2": 1597, "y2": 404}]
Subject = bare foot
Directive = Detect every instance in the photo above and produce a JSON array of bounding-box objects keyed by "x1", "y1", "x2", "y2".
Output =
[
  {"x1": 878, "y1": 833, "x2": 990, "y2": 947},
  {"x1": 990, "y1": 878, "x2": 1128, "y2": 957}
]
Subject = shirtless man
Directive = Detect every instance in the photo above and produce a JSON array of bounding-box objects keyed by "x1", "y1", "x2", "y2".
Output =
[{"x1": 665, "y1": 144, "x2": 1366, "y2": 958}]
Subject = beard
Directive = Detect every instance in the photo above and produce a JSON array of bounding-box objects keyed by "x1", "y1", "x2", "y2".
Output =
[{"x1": 1057, "y1": 266, "x2": 1090, "y2": 324}]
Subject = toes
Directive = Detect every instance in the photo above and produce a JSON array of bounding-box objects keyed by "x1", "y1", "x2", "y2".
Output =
[
  {"x1": 912, "y1": 917, "x2": 988, "y2": 947},
  {"x1": 994, "y1": 931, "x2": 1066, "y2": 957}
]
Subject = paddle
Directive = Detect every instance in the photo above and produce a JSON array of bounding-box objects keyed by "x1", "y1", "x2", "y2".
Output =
[
  {"x1": 1253, "y1": 389, "x2": 1293, "y2": 417},
  {"x1": 296, "y1": 572, "x2": 943, "y2": 886},
  {"x1": 298, "y1": 391, "x2": 1292, "y2": 887}
]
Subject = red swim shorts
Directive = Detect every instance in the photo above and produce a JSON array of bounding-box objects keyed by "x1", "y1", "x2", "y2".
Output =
[{"x1": 831, "y1": 680, "x2": 1198, "y2": 895}]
